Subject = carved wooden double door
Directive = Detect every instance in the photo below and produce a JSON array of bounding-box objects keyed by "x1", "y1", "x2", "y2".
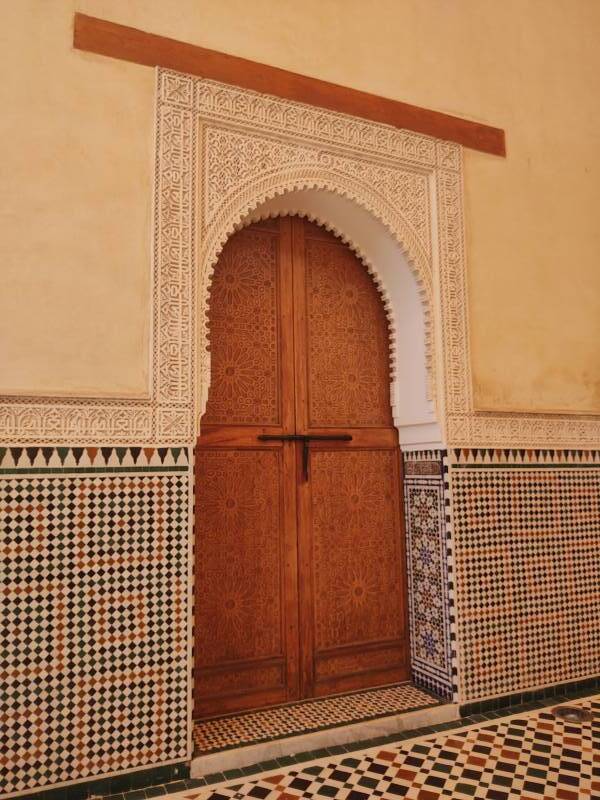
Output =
[{"x1": 194, "y1": 217, "x2": 409, "y2": 718}]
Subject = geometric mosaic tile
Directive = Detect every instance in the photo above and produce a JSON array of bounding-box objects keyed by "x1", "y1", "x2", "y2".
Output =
[
  {"x1": 193, "y1": 684, "x2": 439, "y2": 755},
  {"x1": 0, "y1": 464, "x2": 190, "y2": 797},
  {"x1": 403, "y1": 450, "x2": 454, "y2": 700},
  {"x1": 451, "y1": 459, "x2": 600, "y2": 702},
  {"x1": 170, "y1": 695, "x2": 600, "y2": 800}
]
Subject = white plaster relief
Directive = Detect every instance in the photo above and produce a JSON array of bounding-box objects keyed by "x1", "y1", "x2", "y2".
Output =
[
  {"x1": 1, "y1": 68, "x2": 599, "y2": 447},
  {"x1": 203, "y1": 127, "x2": 432, "y2": 257},
  {"x1": 189, "y1": 73, "x2": 600, "y2": 447}
]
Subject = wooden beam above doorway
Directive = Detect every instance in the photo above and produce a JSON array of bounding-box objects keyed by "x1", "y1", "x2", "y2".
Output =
[{"x1": 73, "y1": 13, "x2": 506, "y2": 157}]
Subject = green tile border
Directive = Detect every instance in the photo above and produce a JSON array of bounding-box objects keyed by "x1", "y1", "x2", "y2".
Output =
[
  {"x1": 15, "y1": 762, "x2": 190, "y2": 800},
  {"x1": 459, "y1": 674, "x2": 600, "y2": 717}
]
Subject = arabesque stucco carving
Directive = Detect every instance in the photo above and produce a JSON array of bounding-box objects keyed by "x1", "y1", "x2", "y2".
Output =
[{"x1": 0, "y1": 68, "x2": 598, "y2": 448}]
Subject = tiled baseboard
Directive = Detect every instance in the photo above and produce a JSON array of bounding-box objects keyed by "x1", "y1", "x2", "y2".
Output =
[
  {"x1": 459, "y1": 674, "x2": 600, "y2": 717},
  {"x1": 91, "y1": 683, "x2": 599, "y2": 800},
  {"x1": 11, "y1": 762, "x2": 189, "y2": 800}
]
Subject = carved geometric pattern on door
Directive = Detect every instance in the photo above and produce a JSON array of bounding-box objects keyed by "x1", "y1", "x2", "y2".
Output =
[
  {"x1": 311, "y1": 450, "x2": 404, "y2": 649},
  {"x1": 194, "y1": 449, "x2": 283, "y2": 667},
  {"x1": 304, "y1": 236, "x2": 392, "y2": 428},
  {"x1": 202, "y1": 226, "x2": 281, "y2": 426},
  {"x1": 309, "y1": 449, "x2": 408, "y2": 689},
  {"x1": 195, "y1": 217, "x2": 409, "y2": 717}
]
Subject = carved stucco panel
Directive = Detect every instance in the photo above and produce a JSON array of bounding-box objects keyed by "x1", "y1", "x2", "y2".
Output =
[
  {"x1": 1, "y1": 66, "x2": 598, "y2": 447},
  {"x1": 202, "y1": 126, "x2": 431, "y2": 258},
  {"x1": 436, "y1": 166, "x2": 472, "y2": 416},
  {"x1": 196, "y1": 120, "x2": 437, "y2": 420},
  {"x1": 155, "y1": 103, "x2": 196, "y2": 407},
  {"x1": 446, "y1": 412, "x2": 600, "y2": 448},
  {"x1": 188, "y1": 78, "x2": 439, "y2": 170},
  {"x1": 0, "y1": 403, "x2": 154, "y2": 443}
]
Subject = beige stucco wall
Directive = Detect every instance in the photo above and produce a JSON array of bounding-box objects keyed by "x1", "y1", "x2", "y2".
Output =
[
  {"x1": 0, "y1": 1, "x2": 154, "y2": 397},
  {"x1": 1, "y1": 0, "x2": 599, "y2": 412}
]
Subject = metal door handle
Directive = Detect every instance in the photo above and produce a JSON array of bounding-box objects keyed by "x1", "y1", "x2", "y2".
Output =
[
  {"x1": 257, "y1": 433, "x2": 352, "y2": 481},
  {"x1": 256, "y1": 434, "x2": 306, "y2": 442}
]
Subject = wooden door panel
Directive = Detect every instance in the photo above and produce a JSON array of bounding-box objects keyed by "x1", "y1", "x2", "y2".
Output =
[
  {"x1": 195, "y1": 218, "x2": 299, "y2": 717},
  {"x1": 294, "y1": 218, "x2": 410, "y2": 698},
  {"x1": 301, "y1": 228, "x2": 392, "y2": 430},
  {"x1": 194, "y1": 446, "x2": 298, "y2": 716},
  {"x1": 202, "y1": 223, "x2": 284, "y2": 427},
  {"x1": 315, "y1": 642, "x2": 408, "y2": 690},
  {"x1": 305, "y1": 448, "x2": 409, "y2": 693},
  {"x1": 195, "y1": 216, "x2": 410, "y2": 716}
]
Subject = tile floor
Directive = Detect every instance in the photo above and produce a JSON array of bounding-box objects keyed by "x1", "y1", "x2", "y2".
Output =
[
  {"x1": 126, "y1": 693, "x2": 599, "y2": 800},
  {"x1": 194, "y1": 684, "x2": 440, "y2": 755}
]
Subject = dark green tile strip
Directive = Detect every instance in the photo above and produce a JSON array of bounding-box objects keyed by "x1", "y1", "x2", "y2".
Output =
[
  {"x1": 458, "y1": 674, "x2": 600, "y2": 717},
  {"x1": 0, "y1": 466, "x2": 188, "y2": 475},
  {"x1": 15, "y1": 762, "x2": 189, "y2": 800}
]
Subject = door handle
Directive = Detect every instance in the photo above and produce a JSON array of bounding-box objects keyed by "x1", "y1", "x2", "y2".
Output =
[
  {"x1": 257, "y1": 433, "x2": 352, "y2": 481},
  {"x1": 256, "y1": 434, "x2": 307, "y2": 441},
  {"x1": 299, "y1": 435, "x2": 353, "y2": 482}
]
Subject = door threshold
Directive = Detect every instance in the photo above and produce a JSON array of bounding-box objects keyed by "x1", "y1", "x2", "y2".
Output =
[{"x1": 191, "y1": 683, "x2": 458, "y2": 778}]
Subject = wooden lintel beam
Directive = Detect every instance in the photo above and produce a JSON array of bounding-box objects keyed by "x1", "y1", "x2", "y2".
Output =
[{"x1": 73, "y1": 13, "x2": 506, "y2": 157}]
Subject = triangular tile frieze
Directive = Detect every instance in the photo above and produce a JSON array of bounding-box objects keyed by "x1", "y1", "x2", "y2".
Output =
[
  {"x1": 0, "y1": 446, "x2": 193, "y2": 471},
  {"x1": 448, "y1": 447, "x2": 600, "y2": 466}
]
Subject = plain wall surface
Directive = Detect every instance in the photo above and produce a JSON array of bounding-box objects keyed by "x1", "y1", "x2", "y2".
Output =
[{"x1": 1, "y1": 0, "x2": 599, "y2": 411}]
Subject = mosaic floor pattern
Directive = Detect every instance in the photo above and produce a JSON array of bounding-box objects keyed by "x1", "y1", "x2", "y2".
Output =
[
  {"x1": 194, "y1": 684, "x2": 440, "y2": 754},
  {"x1": 181, "y1": 695, "x2": 598, "y2": 800}
]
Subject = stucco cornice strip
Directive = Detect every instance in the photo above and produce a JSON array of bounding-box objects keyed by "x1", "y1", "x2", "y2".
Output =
[
  {"x1": 160, "y1": 71, "x2": 456, "y2": 173},
  {"x1": 0, "y1": 404, "x2": 154, "y2": 444},
  {"x1": 447, "y1": 413, "x2": 600, "y2": 449}
]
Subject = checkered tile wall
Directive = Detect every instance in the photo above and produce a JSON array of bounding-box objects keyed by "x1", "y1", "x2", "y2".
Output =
[
  {"x1": 450, "y1": 449, "x2": 600, "y2": 702},
  {"x1": 0, "y1": 447, "x2": 191, "y2": 797},
  {"x1": 403, "y1": 450, "x2": 455, "y2": 700}
]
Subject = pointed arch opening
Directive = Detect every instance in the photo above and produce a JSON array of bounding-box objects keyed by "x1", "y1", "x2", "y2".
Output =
[
  {"x1": 194, "y1": 213, "x2": 416, "y2": 717},
  {"x1": 198, "y1": 187, "x2": 442, "y2": 449}
]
